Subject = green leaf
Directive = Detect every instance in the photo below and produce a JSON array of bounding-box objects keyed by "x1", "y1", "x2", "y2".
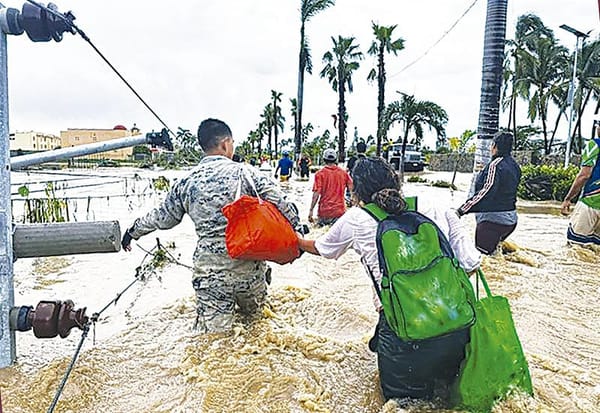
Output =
[{"x1": 18, "y1": 185, "x2": 30, "y2": 197}]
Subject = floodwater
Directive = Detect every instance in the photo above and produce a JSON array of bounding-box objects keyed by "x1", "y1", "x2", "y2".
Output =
[{"x1": 1, "y1": 167, "x2": 599, "y2": 413}]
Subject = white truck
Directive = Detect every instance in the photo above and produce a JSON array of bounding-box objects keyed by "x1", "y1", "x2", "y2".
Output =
[{"x1": 387, "y1": 143, "x2": 424, "y2": 172}]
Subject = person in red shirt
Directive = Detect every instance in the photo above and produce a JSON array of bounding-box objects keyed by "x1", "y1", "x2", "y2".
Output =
[{"x1": 309, "y1": 148, "x2": 353, "y2": 226}]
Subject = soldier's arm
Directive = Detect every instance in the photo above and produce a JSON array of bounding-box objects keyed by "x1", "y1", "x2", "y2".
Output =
[{"x1": 128, "y1": 179, "x2": 187, "y2": 240}]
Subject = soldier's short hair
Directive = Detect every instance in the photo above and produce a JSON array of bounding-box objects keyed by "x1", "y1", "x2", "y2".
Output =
[{"x1": 197, "y1": 118, "x2": 232, "y2": 151}]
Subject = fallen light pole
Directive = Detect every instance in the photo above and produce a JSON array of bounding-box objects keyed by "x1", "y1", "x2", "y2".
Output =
[
  {"x1": 10, "y1": 128, "x2": 171, "y2": 170},
  {"x1": 0, "y1": 2, "x2": 172, "y2": 368}
]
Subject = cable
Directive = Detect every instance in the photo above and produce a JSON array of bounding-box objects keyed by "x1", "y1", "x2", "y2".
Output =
[
  {"x1": 46, "y1": 324, "x2": 90, "y2": 413},
  {"x1": 388, "y1": 0, "x2": 480, "y2": 78},
  {"x1": 25, "y1": 0, "x2": 176, "y2": 139}
]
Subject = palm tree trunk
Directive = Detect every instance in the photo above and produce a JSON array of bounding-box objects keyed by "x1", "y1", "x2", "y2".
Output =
[
  {"x1": 474, "y1": 0, "x2": 508, "y2": 171},
  {"x1": 295, "y1": 23, "x2": 306, "y2": 161},
  {"x1": 338, "y1": 74, "x2": 347, "y2": 163},
  {"x1": 549, "y1": 107, "x2": 565, "y2": 151},
  {"x1": 572, "y1": 88, "x2": 592, "y2": 154},
  {"x1": 268, "y1": 129, "x2": 273, "y2": 160},
  {"x1": 511, "y1": 53, "x2": 518, "y2": 139},
  {"x1": 376, "y1": 45, "x2": 385, "y2": 156},
  {"x1": 273, "y1": 104, "x2": 279, "y2": 158}
]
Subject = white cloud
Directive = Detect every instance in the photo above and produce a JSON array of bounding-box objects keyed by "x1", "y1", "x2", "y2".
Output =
[{"x1": 3, "y1": 0, "x2": 598, "y2": 148}]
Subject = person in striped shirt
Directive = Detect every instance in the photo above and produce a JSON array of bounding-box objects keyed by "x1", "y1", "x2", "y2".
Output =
[
  {"x1": 561, "y1": 119, "x2": 600, "y2": 246},
  {"x1": 457, "y1": 132, "x2": 521, "y2": 254}
]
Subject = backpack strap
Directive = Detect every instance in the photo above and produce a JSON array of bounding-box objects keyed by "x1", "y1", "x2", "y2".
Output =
[
  {"x1": 361, "y1": 203, "x2": 387, "y2": 299},
  {"x1": 362, "y1": 202, "x2": 388, "y2": 221}
]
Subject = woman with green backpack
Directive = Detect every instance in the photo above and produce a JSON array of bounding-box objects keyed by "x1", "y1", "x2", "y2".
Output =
[{"x1": 297, "y1": 157, "x2": 481, "y2": 403}]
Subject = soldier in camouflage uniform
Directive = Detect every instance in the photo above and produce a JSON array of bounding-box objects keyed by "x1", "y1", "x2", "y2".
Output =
[{"x1": 122, "y1": 118, "x2": 299, "y2": 333}]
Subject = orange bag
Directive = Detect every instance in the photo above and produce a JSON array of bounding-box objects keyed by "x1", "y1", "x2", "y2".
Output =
[{"x1": 222, "y1": 168, "x2": 299, "y2": 265}]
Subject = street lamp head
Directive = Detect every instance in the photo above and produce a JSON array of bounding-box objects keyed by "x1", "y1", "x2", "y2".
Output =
[{"x1": 560, "y1": 24, "x2": 590, "y2": 38}]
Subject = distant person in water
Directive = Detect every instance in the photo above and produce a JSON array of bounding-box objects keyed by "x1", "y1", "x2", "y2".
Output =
[
  {"x1": 308, "y1": 149, "x2": 352, "y2": 226},
  {"x1": 274, "y1": 151, "x2": 294, "y2": 182},
  {"x1": 298, "y1": 154, "x2": 312, "y2": 179},
  {"x1": 457, "y1": 131, "x2": 521, "y2": 254},
  {"x1": 346, "y1": 141, "x2": 367, "y2": 173}
]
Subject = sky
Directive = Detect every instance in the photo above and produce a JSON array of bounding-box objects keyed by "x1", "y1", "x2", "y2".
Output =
[{"x1": 3, "y1": 0, "x2": 599, "y2": 150}]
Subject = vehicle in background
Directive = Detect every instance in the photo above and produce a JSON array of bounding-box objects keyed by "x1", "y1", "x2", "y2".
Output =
[{"x1": 387, "y1": 143, "x2": 424, "y2": 172}]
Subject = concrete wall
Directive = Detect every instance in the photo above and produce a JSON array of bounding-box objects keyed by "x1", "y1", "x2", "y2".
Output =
[{"x1": 427, "y1": 151, "x2": 581, "y2": 171}]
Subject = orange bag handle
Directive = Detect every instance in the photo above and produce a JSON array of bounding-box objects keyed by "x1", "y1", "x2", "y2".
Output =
[{"x1": 235, "y1": 166, "x2": 263, "y2": 203}]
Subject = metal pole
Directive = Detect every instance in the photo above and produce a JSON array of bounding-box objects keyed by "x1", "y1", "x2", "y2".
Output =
[
  {"x1": 13, "y1": 221, "x2": 122, "y2": 258},
  {"x1": 0, "y1": 14, "x2": 16, "y2": 368},
  {"x1": 564, "y1": 37, "x2": 581, "y2": 168},
  {"x1": 11, "y1": 134, "x2": 151, "y2": 170}
]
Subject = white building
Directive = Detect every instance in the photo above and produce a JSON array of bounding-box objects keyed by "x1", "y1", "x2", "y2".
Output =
[{"x1": 9, "y1": 131, "x2": 61, "y2": 152}]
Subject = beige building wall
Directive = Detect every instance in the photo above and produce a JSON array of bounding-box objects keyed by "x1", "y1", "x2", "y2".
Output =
[
  {"x1": 60, "y1": 128, "x2": 137, "y2": 160},
  {"x1": 9, "y1": 131, "x2": 61, "y2": 152}
]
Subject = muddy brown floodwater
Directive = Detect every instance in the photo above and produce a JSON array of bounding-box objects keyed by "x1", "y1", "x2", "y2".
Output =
[{"x1": 1, "y1": 168, "x2": 599, "y2": 412}]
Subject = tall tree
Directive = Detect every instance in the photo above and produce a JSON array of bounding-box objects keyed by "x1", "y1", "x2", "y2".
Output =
[
  {"x1": 519, "y1": 36, "x2": 569, "y2": 153},
  {"x1": 257, "y1": 121, "x2": 267, "y2": 156},
  {"x1": 271, "y1": 90, "x2": 285, "y2": 158},
  {"x1": 295, "y1": 0, "x2": 336, "y2": 161},
  {"x1": 367, "y1": 23, "x2": 405, "y2": 156},
  {"x1": 474, "y1": 0, "x2": 509, "y2": 170},
  {"x1": 383, "y1": 94, "x2": 447, "y2": 182},
  {"x1": 570, "y1": 39, "x2": 600, "y2": 153},
  {"x1": 320, "y1": 35, "x2": 363, "y2": 163},
  {"x1": 503, "y1": 14, "x2": 552, "y2": 140},
  {"x1": 261, "y1": 104, "x2": 274, "y2": 158}
]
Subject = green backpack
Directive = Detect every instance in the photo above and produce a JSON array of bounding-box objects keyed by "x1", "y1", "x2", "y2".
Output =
[{"x1": 363, "y1": 203, "x2": 476, "y2": 341}]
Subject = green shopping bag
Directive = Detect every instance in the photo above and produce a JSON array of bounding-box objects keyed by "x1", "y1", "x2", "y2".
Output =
[{"x1": 452, "y1": 269, "x2": 533, "y2": 412}]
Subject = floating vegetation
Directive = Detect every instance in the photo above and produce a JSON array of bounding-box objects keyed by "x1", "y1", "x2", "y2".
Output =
[
  {"x1": 152, "y1": 176, "x2": 170, "y2": 192},
  {"x1": 407, "y1": 175, "x2": 428, "y2": 183},
  {"x1": 150, "y1": 249, "x2": 168, "y2": 269},
  {"x1": 431, "y1": 180, "x2": 457, "y2": 190},
  {"x1": 22, "y1": 182, "x2": 69, "y2": 223}
]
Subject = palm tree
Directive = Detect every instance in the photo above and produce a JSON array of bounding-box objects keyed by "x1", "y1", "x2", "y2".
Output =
[
  {"x1": 383, "y1": 94, "x2": 448, "y2": 181},
  {"x1": 257, "y1": 121, "x2": 268, "y2": 156},
  {"x1": 367, "y1": 23, "x2": 404, "y2": 156},
  {"x1": 320, "y1": 35, "x2": 363, "y2": 162},
  {"x1": 271, "y1": 90, "x2": 285, "y2": 157},
  {"x1": 503, "y1": 14, "x2": 552, "y2": 140},
  {"x1": 384, "y1": 94, "x2": 448, "y2": 149},
  {"x1": 569, "y1": 39, "x2": 600, "y2": 153},
  {"x1": 301, "y1": 122, "x2": 314, "y2": 145},
  {"x1": 519, "y1": 36, "x2": 569, "y2": 153},
  {"x1": 474, "y1": 0, "x2": 509, "y2": 170},
  {"x1": 261, "y1": 104, "x2": 274, "y2": 158},
  {"x1": 295, "y1": 0, "x2": 336, "y2": 161}
]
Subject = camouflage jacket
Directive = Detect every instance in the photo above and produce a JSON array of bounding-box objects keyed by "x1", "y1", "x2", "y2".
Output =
[{"x1": 129, "y1": 155, "x2": 299, "y2": 279}]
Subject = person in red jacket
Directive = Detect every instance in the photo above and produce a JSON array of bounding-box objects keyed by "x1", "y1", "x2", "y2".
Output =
[{"x1": 309, "y1": 148, "x2": 353, "y2": 226}]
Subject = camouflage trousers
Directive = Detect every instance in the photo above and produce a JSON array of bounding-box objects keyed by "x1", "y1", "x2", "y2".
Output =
[{"x1": 192, "y1": 267, "x2": 271, "y2": 333}]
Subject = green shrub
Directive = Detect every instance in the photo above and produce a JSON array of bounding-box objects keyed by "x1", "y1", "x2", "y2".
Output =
[
  {"x1": 518, "y1": 164, "x2": 578, "y2": 201},
  {"x1": 407, "y1": 175, "x2": 428, "y2": 183},
  {"x1": 432, "y1": 180, "x2": 457, "y2": 190}
]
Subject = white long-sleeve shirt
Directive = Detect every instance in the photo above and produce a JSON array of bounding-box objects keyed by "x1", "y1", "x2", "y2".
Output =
[{"x1": 314, "y1": 206, "x2": 481, "y2": 309}]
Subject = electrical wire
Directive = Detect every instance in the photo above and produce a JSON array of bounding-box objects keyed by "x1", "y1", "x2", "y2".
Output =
[
  {"x1": 25, "y1": 0, "x2": 176, "y2": 139},
  {"x1": 388, "y1": 0, "x2": 480, "y2": 78}
]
